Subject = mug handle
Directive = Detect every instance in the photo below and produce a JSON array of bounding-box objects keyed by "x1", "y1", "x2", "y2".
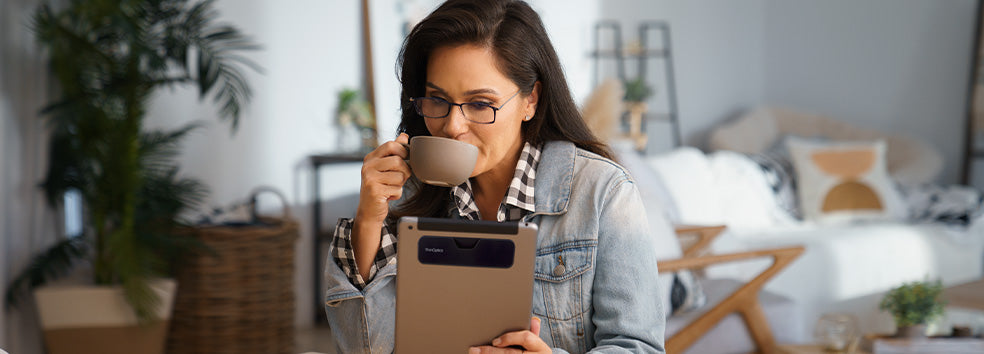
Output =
[{"x1": 399, "y1": 142, "x2": 411, "y2": 163}]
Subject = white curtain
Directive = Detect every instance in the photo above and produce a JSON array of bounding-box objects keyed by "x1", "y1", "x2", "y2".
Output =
[{"x1": 1, "y1": 0, "x2": 59, "y2": 353}]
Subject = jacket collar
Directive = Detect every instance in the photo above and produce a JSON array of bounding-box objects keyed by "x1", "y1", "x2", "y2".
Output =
[{"x1": 528, "y1": 140, "x2": 575, "y2": 218}]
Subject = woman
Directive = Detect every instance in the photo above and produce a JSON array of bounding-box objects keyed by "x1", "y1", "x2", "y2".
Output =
[{"x1": 324, "y1": 1, "x2": 666, "y2": 353}]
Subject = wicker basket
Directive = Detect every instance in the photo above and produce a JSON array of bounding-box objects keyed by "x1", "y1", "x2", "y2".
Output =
[{"x1": 168, "y1": 187, "x2": 298, "y2": 354}]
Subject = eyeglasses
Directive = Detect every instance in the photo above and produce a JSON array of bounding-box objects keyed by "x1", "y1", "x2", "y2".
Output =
[{"x1": 410, "y1": 90, "x2": 520, "y2": 124}]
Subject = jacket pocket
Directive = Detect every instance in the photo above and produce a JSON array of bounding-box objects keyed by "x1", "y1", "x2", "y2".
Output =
[{"x1": 532, "y1": 240, "x2": 597, "y2": 353}]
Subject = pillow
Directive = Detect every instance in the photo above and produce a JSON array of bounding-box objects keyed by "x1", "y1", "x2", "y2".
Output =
[
  {"x1": 747, "y1": 140, "x2": 801, "y2": 220},
  {"x1": 786, "y1": 137, "x2": 907, "y2": 223},
  {"x1": 614, "y1": 146, "x2": 680, "y2": 223},
  {"x1": 645, "y1": 147, "x2": 724, "y2": 225},
  {"x1": 707, "y1": 150, "x2": 797, "y2": 230}
]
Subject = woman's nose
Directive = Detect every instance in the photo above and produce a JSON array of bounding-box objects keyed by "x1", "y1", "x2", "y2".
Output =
[{"x1": 441, "y1": 105, "x2": 469, "y2": 137}]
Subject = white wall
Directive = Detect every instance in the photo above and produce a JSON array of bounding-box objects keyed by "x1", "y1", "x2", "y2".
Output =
[
  {"x1": 763, "y1": 0, "x2": 977, "y2": 183},
  {"x1": 2, "y1": 1, "x2": 60, "y2": 352},
  {"x1": 600, "y1": 0, "x2": 768, "y2": 151}
]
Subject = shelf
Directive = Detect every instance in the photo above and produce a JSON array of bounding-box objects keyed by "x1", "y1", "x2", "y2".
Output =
[
  {"x1": 641, "y1": 112, "x2": 674, "y2": 122},
  {"x1": 309, "y1": 153, "x2": 365, "y2": 166},
  {"x1": 590, "y1": 49, "x2": 668, "y2": 58}
]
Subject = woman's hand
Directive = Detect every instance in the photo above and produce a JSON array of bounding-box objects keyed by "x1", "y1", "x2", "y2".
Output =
[
  {"x1": 355, "y1": 133, "x2": 412, "y2": 227},
  {"x1": 351, "y1": 133, "x2": 411, "y2": 279},
  {"x1": 469, "y1": 317, "x2": 551, "y2": 354}
]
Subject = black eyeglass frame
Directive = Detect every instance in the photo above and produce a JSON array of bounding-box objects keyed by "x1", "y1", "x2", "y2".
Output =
[{"x1": 409, "y1": 90, "x2": 521, "y2": 125}]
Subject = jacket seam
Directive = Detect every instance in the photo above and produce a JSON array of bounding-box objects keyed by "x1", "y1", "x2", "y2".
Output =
[{"x1": 361, "y1": 300, "x2": 371, "y2": 353}]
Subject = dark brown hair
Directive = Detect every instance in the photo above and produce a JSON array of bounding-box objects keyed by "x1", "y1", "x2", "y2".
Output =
[{"x1": 391, "y1": 0, "x2": 611, "y2": 219}]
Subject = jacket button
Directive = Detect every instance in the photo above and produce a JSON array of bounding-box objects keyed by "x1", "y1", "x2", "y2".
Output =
[{"x1": 553, "y1": 264, "x2": 565, "y2": 277}]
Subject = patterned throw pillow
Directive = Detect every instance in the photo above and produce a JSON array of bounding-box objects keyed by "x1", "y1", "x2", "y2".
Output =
[
  {"x1": 670, "y1": 271, "x2": 707, "y2": 315},
  {"x1": 786, "y1": 137, "x2": 906, "y2": 223},
  {"x1": 748, "y1": 145, "x2": 801, "y2": 220}
]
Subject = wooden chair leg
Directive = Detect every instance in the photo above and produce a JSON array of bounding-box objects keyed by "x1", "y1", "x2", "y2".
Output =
[{"x1": 740, "y1": 300, "x2": 778, "y2": 354}]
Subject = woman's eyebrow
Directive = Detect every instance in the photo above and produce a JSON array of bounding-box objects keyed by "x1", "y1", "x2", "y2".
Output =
[
  {"x1": 425, "y1": 82, "x2": 447, "y2": 95},
  {"x1": 425, "y1": 82, "x2": 500, "y2": 97}
]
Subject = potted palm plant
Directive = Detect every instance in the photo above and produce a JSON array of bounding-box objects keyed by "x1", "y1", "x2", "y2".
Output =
[
  {"x1": 879, "y1": 279, "x2": 946, "y2": 338},
  {"x1": 3, "y1": 0, "x2": 258, "y2": 353}
]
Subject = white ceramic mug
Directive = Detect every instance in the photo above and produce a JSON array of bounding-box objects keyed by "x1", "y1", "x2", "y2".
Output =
[{"x1": 405, "y1": 136, "x2": 479, "y2": 187}]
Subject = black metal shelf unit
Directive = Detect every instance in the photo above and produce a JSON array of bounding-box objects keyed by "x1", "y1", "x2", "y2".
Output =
[{"x1": 590, "y1": 20, "x2": 681, "y2": 148}]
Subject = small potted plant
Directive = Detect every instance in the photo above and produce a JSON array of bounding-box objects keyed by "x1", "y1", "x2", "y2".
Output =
[
  {"x1": 623, "y1": 77, "x2": 654, "y2": 104},
  {"x1": 622, "y1": 77, "x2": 654, "y2": 150},
  {"x1": 335, "y1": 88, "x2": 377, "y2": 153},
  {"x1": 878, "y1": 279, "x2": 946, "y2": 338}
]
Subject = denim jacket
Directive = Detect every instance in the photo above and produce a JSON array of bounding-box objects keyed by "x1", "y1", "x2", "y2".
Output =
[{"x1": 323, "y1": 141, "x2": 666, "y2": 354}]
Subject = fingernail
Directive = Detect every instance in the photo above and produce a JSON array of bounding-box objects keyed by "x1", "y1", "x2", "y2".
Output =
[
  {"x1": 492, "y1": 338, "x2": 502, "y2": 346},
  {"x1": 469, "y1": 347, "x2": 480, "y2": 354}
]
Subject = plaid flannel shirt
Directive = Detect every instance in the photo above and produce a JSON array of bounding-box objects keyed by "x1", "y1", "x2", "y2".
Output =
[{"x1": 331, "y1": 142, "x2": 541, "y2": 288}]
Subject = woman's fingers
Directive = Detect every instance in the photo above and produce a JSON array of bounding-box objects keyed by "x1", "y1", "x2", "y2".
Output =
[
  {"x1": 493, "y1": 331, "x2": 541, "y2": 350},
  {"x1": 373, "y1": 155, "x2": 411, "y2": 180},
  {"x1": 468, "y1": 346, "x2": 523, "y2": 354},
  {"x1": 530, "y1": 317, "x2": 541, "y2": 336},
  {"x1": 366, "y1": 133, "x2": 410, "y2": 161},
  {"x1": 356, "y1": 134, "x2": 413, "y2": 223}
]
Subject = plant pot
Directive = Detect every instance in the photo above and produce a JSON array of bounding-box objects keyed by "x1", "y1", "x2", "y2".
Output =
[
  {"x1": 895, "y1": 324, "x2": 928, "y2": 339},
  {"x1": 34, "y1": 278, "x2": 176, "y2": 354}
]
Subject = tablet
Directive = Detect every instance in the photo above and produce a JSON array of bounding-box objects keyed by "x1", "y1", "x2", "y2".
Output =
[{"x1": 395, "y1": 216, "x2": 538, "y2": 354}]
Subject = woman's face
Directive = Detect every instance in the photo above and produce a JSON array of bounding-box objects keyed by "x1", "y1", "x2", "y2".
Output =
[{"x1": 423, "y1": 44, "x2": 537, "y2": 179}]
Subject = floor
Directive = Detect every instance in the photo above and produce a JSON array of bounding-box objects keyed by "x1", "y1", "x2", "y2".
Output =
[{"x1": 295, "y1": 326, "x2": 333, "y2": 354}]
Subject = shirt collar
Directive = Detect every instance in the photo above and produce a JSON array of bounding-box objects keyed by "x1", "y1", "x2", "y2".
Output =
[{"x1": 450, "y1": 142, "x2": 541, "y2": 220}]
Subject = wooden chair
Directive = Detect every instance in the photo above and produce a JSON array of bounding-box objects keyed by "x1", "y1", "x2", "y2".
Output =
[{"x1": 660, "y1": 225, "x2": 805, "y2": 354}]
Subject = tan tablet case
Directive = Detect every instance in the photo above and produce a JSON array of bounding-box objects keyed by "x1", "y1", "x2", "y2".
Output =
[{"x1": 395, "y1": 216, "x2": 537, "y2": 354}]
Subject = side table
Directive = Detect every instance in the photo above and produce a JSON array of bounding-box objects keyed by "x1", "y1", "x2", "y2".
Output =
[
  {"x1": 945, "y1": 278, "x2": 984, "y2": 311},
  {"x1": 309, "y1": 153, "x2": 365, "y2": 324}
]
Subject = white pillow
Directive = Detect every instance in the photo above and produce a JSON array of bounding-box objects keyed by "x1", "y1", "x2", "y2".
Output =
[
  {"x1": 645, "y1": 147, "x2": 724, "y2": 225},
  {"x1": 615, "y1": 146, "x2": 680, "y2": 223},
  {"x1": 707, "y1": 151, "x2": 797, "y2": 231}
]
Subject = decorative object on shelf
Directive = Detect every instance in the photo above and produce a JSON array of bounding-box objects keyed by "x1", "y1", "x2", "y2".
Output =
[
  {"x1": 624, "y1": 76, "x2": 655, "y2": 103},
  {"x1": 335, "y1": 88, "x2": 377, "y2": 153},
  {"x1": 623, "y1": 77, "x2": 654, "y2": 151},
  {"x1": 814, "y1": 313, "x2": 861, "y2": 353},
  {"x1": 580, "y1": 78, "x2": 625, "y2": 142},
  {"x1": 3, "y1": 0, "x2": 258, "y2": 353},
  {"x1": 879, "y1": 279, "x2": 946, "y2": 338}
]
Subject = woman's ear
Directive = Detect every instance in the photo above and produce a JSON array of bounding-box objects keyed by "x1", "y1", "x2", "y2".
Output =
[{"x1": 525, "y1": 81, "x2": 541, "y2": 118}]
